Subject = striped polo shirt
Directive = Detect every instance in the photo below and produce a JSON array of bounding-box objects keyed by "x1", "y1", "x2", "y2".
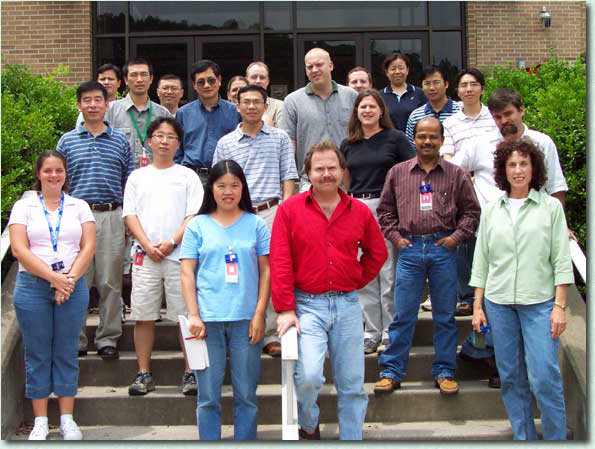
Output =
[
  {"x1": 212, "y1": 123, "x2": 298, "y2": 203},
  {"x1": 56, "y1": 122, "x2": 134, "y2": 204},
  {"x1": 405, "y1": 98, "x2": 461, "y2": 145},
  {"x1": 440, "y1": 104, "x2": 497, "y2": 156}
]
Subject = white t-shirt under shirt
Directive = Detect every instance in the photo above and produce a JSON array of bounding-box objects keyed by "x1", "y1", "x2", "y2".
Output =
[
  {"x1": 508, "y1": 197, "x2": 527, "y2": 224},
  {"x1": 8, "y1": 192, "x2": 96, "y2": 272},
  {"x1": 122, "y1": 164, "x2": 203, "y2": 262}
]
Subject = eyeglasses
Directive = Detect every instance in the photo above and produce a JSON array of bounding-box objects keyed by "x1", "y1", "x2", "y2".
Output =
[
  {"x1": 422, "y1": 80, "x2": 444, "y2": 87},
  {"x1": 388, "y1": 65, "x2": 407, "y2": 73},
  {"x1": 239, "y1": 99, "x2": 265, "y2": 107},
  {"x1": 195, "y1": 77, "x2": 218, "y2": 87},
  {"x1": 458, "y1": 82, "x2": 481, "y2": 89},
  {"x1": 128, "y1": 71, "x2": 150, "y2": 79},
  {"x1": 151, "y1": 133, "x2": 179, "y2": 142},
  {"x1": 159, "y1": 86, "x2": 181, "y2": 92}
]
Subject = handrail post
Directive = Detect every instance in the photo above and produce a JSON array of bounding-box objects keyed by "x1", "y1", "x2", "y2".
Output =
[{"x1": 281, "y1": 326, "x2": 299, "y2": 440}]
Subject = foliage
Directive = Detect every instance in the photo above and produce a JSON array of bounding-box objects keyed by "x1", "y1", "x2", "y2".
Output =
[
  {"x1": 1, "y1": 64, "x2": 77, "y2": 225},
  {"x1": 483, "y1": 56, "x2": 586, "y2": 251}
]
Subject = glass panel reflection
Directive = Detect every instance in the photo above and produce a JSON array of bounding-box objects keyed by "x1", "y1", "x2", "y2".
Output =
[
  {"x1": 430, "y1": 2, "x2": 461, "y2": 27},
  {"x1": 264, "y1": 2, "x2": 292, "y2": 30},
  {"x1": 130, "y1": 1, "x2": 260, "y2": 32},
  {"x1": 202, "y1": 41, "x2": 255, "y2": 99},
  {"x1": 370, "y1": 39, "x2": 424, "y2": 89},
  {"x1": 264, "y1": 34, "x2": 294, "y2": 99},
  {"x1": 431, "y1": 32, "x2": 463, "y2": 98},
  {"x1": 96, "y1": 1, "x2": 126, "y2": 34},
  {"x1": 304, "y1": 40, "x2": 356, "y2": 88},
  {"x1": 297, "y1": 2, "x2": 426, "y2": 28}
]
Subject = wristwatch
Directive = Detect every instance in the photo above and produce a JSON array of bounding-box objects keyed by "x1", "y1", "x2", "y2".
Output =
[{"x1": 170, "y1": 238, "x2": 178, "y2": 249}]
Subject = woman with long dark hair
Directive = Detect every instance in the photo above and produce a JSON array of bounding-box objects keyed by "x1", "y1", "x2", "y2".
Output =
[{"x1": 180, "y1": 159, "x2": 271, "y2": 440}]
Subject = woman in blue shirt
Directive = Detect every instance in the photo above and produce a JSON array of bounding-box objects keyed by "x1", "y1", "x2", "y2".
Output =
[{"x1": 180, "y1": 159, "x2": 271, "y2": 440}]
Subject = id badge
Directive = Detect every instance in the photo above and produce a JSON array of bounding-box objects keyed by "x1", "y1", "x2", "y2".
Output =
[
  {"x1": 140, "y1": 156, "x2": 149, "y2": 167},
  {"x1": 51, "y1": 260, "x2": 65, "y2": 272},
  {"x1": 134, "y1": 252, "x2": 145, "y2": 266},
  {"x1": 225, "y1": 252, "x2": 238, "y2": 283},
  {"x1": 420, "y1": 192, "x2": 432, "y2": 211}
]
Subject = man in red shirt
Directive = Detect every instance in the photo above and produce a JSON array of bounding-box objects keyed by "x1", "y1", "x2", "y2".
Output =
[{"x1": 270, "y1": 140, "x2": 387, "y2": 440}]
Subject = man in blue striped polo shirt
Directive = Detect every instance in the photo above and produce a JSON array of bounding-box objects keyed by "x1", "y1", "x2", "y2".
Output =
[
  {"x1": 405, "y1": 65, "x2": 461, "y2": 145},
  {"x1": 212, "y1": 84, "x2": 298, "y2": 357},
  {"x1": 56, "y1": 80, "x2": 134, "y2": 360}
]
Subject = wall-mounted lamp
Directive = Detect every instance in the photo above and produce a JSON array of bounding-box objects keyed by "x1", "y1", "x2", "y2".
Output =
[{"x1": 540, "y1": 6, "x2": 552, "y2": 29}]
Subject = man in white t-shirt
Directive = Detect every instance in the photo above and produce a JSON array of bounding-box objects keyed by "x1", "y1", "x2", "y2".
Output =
[{"x1": 123, "y1": 116, "x2": 203, "y2": 396}]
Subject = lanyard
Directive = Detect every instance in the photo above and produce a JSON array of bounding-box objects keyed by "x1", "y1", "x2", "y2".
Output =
[
  {"x1": 128, "y1": 101, "x2": 153, "y2": 146},
  {"x1": 39, "y1": 192, "x2": 65, "y2": 253}
]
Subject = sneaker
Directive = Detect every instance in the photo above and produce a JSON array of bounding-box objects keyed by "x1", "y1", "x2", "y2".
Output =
[
  {"x1": 455, "y1": 303, "x2": 473, "y2": 316},
  {"x1": 363, "y1": 339, "x2": 379, "y2": 354},
  {"x1": 377, "y1": 339, "x2": 390, "y2": 354},
  {"x1": 182, "y1": 372, "x2": 197, "y2": 396},
  {"x1": 435, "y1": 377, "x2": 459, "y2": 395},
  {"x1": 60, "y1": 420, "x2": 83, "y2": 440},
  {"x1": 128, "y1": 370, "x2": 155, "y2": 396},
  {"x1": 421, "y1": 297, "x2": 432, "y2": 311},
  {"x1": 374, "y1": 377, "x2": 401, "y2": 393},
  {"x1": 28, "y1": 422, "x2": 49, "y2": 440}
]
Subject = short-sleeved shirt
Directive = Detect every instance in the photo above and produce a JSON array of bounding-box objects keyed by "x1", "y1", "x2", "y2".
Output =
[
  {"x1": 405, "y1": 99, "x2": 462, "y2": 145},
  {"x1": 174, "y1": 97, "x2": 241, "y2": 169},
  {"x1": 379, "y1": 84, "x2": 427, "y2": 132},
  {"x1": 180, "y1": 212, "x2": 270, "y2": 322},
  {"x1": 264, "y1": 97, "x2": 284, "y2": 127},
  {"x1": 56, "y1": 122, "x2": 134, "y2": 204},
  {"x1": 440, "y1": 104, "x2": 498, "y2": 156},
  {"x1": 278, "y1": 81, "x2": 357, "y2": 178},
  {"x1": 8, "y1": 192, "x2": 95, "y2": 272},
  {"x1": 212, "y1": 123, "x2": 298, "y2": 202},
  {"x1": 105, "y1": 94, "x2": 172, "y2": 168},
  {"x1": 122, "y1": 164, "x2": 203, "y2": 262}
]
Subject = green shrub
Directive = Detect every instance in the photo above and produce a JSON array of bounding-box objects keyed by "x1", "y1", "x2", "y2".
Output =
[
  {"x1": 1, "y1": 64, "x2": 77, "y2": 226},
  {"x1": 483, "y1": 55, "x2": 586, "y2": 251}
]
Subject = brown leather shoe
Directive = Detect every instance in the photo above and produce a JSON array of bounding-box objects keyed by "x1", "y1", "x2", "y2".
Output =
[
  {"x1": 298, "y1": 425, "x2": 320, "y2": 440},
  {"x1": 435, "y1": 377, "x2": 459, "y2": 395},
  {"x1": 374, "y1": 377, "x2": 401, "y2": 394},
  {"x1": 455, "y1": 303, "x2": 473, "y2": 316},
  {"x1": 263, "y1": 342, "x2": 282, "y2": 357}
]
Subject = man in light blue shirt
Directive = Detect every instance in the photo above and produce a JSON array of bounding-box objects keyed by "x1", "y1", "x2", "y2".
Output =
[
  {"x1": 213, "y1": 84, "x2": 298, "y2": 357},
  {"x1": 174, "y1": 60, "x2": 241, "y2": 183}
]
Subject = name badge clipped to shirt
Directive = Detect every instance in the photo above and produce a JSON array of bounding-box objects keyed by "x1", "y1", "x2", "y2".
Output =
[
  {"x1": 225, "y1": 246, "x2": 239, "y2": 284},
  {"x1": 51, "y1": 259, "x2": 65, "y2": 272},
  {"x1": 140, "y1": 150, "x2": 149, "y2": 167},
  {"x1": 134, "y1": 248, "x2": 146, "y2": 266},
  {"x1": 419, "y1": 181, "x2": 433, "y2": 211}
]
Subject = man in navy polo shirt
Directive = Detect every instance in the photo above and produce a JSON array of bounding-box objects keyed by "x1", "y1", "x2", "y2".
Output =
[
  {"x1": 174, "y1": 59, "x2": 241, "y2": 184},
  {"x1": 56, "y1": 81, "x2": 134, "y2": 360}
]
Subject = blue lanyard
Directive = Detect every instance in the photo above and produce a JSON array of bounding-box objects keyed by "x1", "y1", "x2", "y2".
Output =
[{"x1": 39, "y1": 193, "x2": 64, "y2": 253}]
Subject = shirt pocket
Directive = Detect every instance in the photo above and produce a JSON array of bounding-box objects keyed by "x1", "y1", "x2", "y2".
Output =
[{"x1": 433, "y1": 190, "x2": 456, "y2": 221}]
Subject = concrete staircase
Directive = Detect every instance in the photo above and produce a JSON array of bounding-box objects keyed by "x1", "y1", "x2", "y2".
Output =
[{"x1": 20, "y1": 310, "x2": 539, "y2": 440}]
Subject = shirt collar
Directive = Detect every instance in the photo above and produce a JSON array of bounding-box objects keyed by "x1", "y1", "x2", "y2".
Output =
[
  {"x1": 305, "y1": 185, "x2": 352, "y2": 206},
  {"x1": 76, "y1": 121, "x2": 112, "y2": 137},
  {"x1": 122, "y1": 93, "x2": 151, "y2": 112},
  {"x1": 424, "y1": 98, "x2": 455, "y2": 115},
  {"x1": 235, "y1": 122, "x2": 271, "y2": 141},
  {"x1": 499, "y1": 188, "x2": 541, "y2": 206},
  {"x1": 305, "y1": 80, "x2": 339, "y2": 95},
  {"x1": 384, "y1": 84, "x2": 415, "y2": 95},
  {"x1": 409, "y1": 155, "x2": 445, "y2": 174},
  {"x1": 198, "y1": 96, "x2": 223, "y2": 111}
]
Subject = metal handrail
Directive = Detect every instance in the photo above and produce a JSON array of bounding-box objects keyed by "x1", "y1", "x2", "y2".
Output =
[{"x1": 569, "y1": 238, "x2": 586, "y2": 284}]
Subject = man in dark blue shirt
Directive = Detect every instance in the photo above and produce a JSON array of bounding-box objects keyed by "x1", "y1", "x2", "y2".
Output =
[{"x1": 174, "y1": 60, "x2": 241, "y2": 184}]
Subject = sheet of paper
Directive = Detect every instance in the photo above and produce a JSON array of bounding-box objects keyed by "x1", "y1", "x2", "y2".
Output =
[{"x1": 178, "y1": 315, "x2": 210, "y2": 370}]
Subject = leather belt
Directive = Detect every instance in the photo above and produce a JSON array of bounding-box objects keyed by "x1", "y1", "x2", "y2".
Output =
[
  {"x1": 87, "y1": 202, "x2": 121, "y2": 212},
  {"x1": 253, "y1": 198, "x2": 280, "y2": 213},
  {"x1": 350, "y1": 192, "x2": 381, "y2": 199}
]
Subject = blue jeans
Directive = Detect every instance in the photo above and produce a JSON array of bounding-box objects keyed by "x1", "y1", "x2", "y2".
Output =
[
  {"x1": 13, "y1": 271, "x2": 89, "y2": 399},
  {"x1": 194, "y1": 320, "x2": 262, "y2": 440},
  {"x1": 460, "y1": 328, "x2": 495, "y2": 359},
  {"x1": 379, "y1": 232, "x2": 458, "y2": 381},
  {"x1": 294, "y1": 289, "x2": 367, "y2": 440},
  {"x1": 456, "y1": 236, "x2": 475, "y2": 306},
  {"x1": 484, "y1": 298, "x2": 566, "y2": 440}
]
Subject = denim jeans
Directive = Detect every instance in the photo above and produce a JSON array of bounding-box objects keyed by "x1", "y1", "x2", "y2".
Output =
[
  {"x1": 294, "y1": 289, "x2": 367, "y2": 440},
  {"x1": 13, "y1": 271, "x2": 89, "y2": 399},
  {"x1": 456, "y1": 235, "x2": 475, "y2": 306},
  {"x1": 379, "y1": 232, "x2": 458, "y2": 381},
  {"x1": 194, "y1": 320, "x2": 262, "y2": 440},
  {"x1": 484, "y1": 298, "x2": 567, "y2": 440}
]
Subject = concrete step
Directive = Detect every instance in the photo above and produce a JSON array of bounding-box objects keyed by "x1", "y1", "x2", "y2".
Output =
[
  {"x1": 11, "y1": 420, "x2": 545, "y2": 440},
  {"x1": 24, "y1": 380, "x2": 523, "y2": 426},
  {"x1": 83, "y1": 309, "x2": 474, "y2": 351},
  {"x1": 78, "y1": 347, "x2": 494, "y2": 387}
]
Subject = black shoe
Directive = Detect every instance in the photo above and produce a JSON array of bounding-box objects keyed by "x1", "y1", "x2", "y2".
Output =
[
  {"x1": 97, "y1": 346, "x2": 119, "y2": 360},
  {"x1": 78, "y1": 350, "x2": 87, "y2": 357},
  {"x1": 488, "y1": 374, "x2": 501, "y2": 389},
  {"x1": 298, "y1": 425, "x2": 320, "y2": 440}
]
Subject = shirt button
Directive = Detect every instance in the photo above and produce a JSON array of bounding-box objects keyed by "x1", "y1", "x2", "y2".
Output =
[
  {"x1": 329, "y1": 261, "x2": 333, "y2": 265},
  {"x1": 329, "y1": 281, "x2": 333, "y2": 285},
  {"x1": 328, "y1": 242, "x2": 331, "y2": 246}
]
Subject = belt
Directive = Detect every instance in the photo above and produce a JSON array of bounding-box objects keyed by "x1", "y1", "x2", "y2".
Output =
[
  {"x1": 87, "y1": 202, "x2": 121, "y2": 212},
  {"x1": 350, "y1": 192, "x2": 381, "y2": 199},
  {"x1": 403, "y1": 231, "x2": 453, "y2": 241},
  {"x1": 253, "y1": 198, "x2": 279, "y2": 213},
  {"x1": 185, "y1": 165, "x2": 210, "y2": 175}
]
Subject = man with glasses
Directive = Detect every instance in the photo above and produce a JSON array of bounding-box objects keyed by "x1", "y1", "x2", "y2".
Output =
[
  {"x1": 405, "y1": 65, "x2": 461, "y2": 146},
  {"x1": 106, "y1": 58, "x2": 172, "y2": 168},
  {"x1": 174, "y1": 59, "x2": 241, "y2": 184},
  {"x1": 157, "y1": 74, "x2": 184, "y2": 115},
  {"x1": 212, "y1": 85, "x2": 298, "y2": 357},
  {"x1": 245, "y1": 61, "x2": 284, "y2": 127},
  {"x1": 123, "y1": 116, "x2": 203, "y2": 396}
]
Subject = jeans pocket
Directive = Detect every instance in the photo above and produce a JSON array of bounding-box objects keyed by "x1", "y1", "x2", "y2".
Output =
[
  {"x1": 295, "y1": 292, "x2": 311, "y2": 305},
  {"x1": 343, "y1": 292, "x2": 359, "y2": 303},
  {"x1": 14, "y1": 272, "x2": 40, "y2": 289}
]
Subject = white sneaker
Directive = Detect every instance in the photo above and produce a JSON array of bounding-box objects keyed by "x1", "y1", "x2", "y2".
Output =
[
  {"x1": 29, "y1": 422, "x2": 49, "y2": 440},
  {"x1": 60, "y1": 420, "x2": 83, "y2": 440},
  {"x1": 421, "y1": 297, "x2": 432, "y2": 311}
]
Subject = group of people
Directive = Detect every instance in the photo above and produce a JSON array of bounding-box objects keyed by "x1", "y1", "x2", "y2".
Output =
[{"x1": 9, "y1": 46, "x2": 574, "y2": 441}]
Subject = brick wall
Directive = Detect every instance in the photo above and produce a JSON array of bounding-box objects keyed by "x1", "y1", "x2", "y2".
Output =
[
  {"x1": 1, "y1": 1, "x2": 92, "y2": 86},
  {"x1": 466, "y1": 1, "x2": 586, "y2": 70}
]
